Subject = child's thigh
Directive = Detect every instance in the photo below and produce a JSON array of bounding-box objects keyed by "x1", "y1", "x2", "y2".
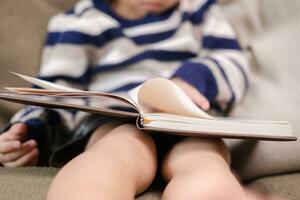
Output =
[{"x1": 160, "y1": 137, "x2": 230, "y2": 182}]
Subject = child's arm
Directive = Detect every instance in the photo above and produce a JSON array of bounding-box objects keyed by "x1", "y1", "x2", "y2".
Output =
[
  {"x1": 171, "y1": 2, "x2": 250, "y2": 113},
  {"x1": 4, "y1": 3, "x2": 95, "y2": 166}
]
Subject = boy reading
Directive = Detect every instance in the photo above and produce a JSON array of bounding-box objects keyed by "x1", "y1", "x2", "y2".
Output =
[{"x1": 0, "y1": 0, "x2": 271, "y2": 199}]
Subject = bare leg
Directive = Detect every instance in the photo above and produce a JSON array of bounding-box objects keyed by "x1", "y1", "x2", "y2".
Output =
[
  {"x1": 47, "y1": 124, "x2": 157, "y2": 200},
  {"x1": 161, "y1": 137, "x2": 250, "y2": 200}
]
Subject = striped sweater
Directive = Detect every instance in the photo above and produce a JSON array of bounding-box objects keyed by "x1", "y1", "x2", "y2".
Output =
[{"x1": 10, "y1": 0, "x2": 250, "y2": 132}]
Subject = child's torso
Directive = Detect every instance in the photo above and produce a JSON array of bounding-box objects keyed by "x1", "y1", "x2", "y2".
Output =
[{"x1": 41, "y1": 0, "x2": 214, "y2": 93}]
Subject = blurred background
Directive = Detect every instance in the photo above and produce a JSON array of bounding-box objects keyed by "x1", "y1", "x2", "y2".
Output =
[{"x1": 0, "y1": 0, "x2": 299, "y2": 125}]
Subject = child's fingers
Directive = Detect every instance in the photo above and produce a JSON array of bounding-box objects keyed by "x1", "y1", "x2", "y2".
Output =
[
  {"x1": 2, "y1": 148, "x2": 39, "y2": 168},
  {"x1": 28, "y1": 149, "x2": 39, "y2": 166},
  {"x1": 0, "y1": 140, "x2": 21, "y2": 153},
  {"x1": 189, "y1": 89, "x2": 210, "y2": 111},
  {"x1": 0, "y1": 140, "x2": 37, "y2": 163},
  {"x1": 171, "y1": 77, "x2": 210, "y2": 111},
  {"x1": 0, "y1": 123, "x2": 28, "y2": 142},
  {"x1": 182, "y1": 84, "x2": 210, "y2": 111},
  {"x1": 8, "y1": 123, "x2": 28, "y2": 140}
]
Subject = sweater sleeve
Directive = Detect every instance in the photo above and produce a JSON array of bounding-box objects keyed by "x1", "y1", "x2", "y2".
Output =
[
  {"x1": 172, "y1": 1, "x2": 250, "y2": 112},
  {"x1": 10, "y1": 3, "x2": 96, "y2": 131}
]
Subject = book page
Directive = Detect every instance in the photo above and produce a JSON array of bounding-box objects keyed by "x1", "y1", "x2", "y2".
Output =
[
  {"x1": 0, "y1": 93, "x2": 139, "y2": 118},
  {"x1": 10, "y1": 72, "x2": 81, "y2": 91},
  {"x1": 136, "y1": 78, "x2": 213, "y2": 119},
  {"x1": 8, "y1": 73, "x2": 140, "y2": 111}
]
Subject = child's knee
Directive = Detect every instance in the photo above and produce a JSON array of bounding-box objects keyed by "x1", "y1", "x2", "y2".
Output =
[
  {"x1": 163, "y1": 179, "x2": 245, "y2": 200},
  {"x1": 89, "y1": 123, "x2": 157, "y2": 192},
  {"x1": 162, "y1": 171, "x2": 245, "y2": 200}
]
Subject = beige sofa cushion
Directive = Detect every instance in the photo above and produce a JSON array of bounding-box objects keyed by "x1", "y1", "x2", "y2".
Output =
[
  {"x1": 0, "y1": 167, "x2": 163, "y2": 200},
  {"x1": 0, "y1": 167, "x2": 58, "y2": 200},
  {"x1": 0, "y1": 0, "x2": 78, "y2": 116},
  {"x1": 0, "y1": 0, "x2": 56, "y2": 113},
  {"x1": 227, "y1": 17, "x2": 300, "y2": 181},
  {"x1": 0, "y1": 0, "x2": 58, "y2": 82},
  {"x1": 0, "y1": 167, "x2": 299, "y2": 200},
  {"x1": 249, "y1": 173, "x2": 300, "y2": 200}
]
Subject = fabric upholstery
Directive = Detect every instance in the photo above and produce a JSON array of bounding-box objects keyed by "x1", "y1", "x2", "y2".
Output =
[
  {"x1": 1, "y1": 167, "x2": 299, "y2": 200},
  {"x1": 227, "y1": 17, "x2": 300, "y2": 181}
]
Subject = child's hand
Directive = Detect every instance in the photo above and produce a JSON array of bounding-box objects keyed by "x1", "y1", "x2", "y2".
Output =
[
  {"x1": 171, "y1": 77, "x2": 210, "y2": 111},
  {"x1": 0, "y1": 123, "x2": 39, "y2": 167}
]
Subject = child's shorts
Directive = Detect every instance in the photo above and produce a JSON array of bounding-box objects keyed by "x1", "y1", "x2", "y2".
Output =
[{"x1": 49, "y1": 114, "x2": 185, "y2": 168}]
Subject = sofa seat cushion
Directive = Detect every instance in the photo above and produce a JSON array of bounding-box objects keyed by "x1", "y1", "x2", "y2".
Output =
[
  {"x1": 0, "y1": 167, "x2": 163, "y2": 200},
  {"x1": 249, "y1": 172, "x2": 300, "y2": 200},
  {"x1": 0, "y1": 167, "x2": 299, "y2": 200}
]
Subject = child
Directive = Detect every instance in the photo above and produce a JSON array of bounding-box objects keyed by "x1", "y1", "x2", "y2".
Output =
[{"x1": 0, "y1": 0, "x2": 269, "y2": 199}]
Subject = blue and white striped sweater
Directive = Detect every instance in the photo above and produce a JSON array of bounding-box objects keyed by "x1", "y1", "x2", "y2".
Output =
[{"x1": 11, "y1": 0, "x2": 250, "y2": 130}]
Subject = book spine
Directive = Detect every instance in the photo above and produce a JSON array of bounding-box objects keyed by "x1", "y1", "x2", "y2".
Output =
[{"x1": 136, "y1": 115, "x2": 144, "y2": 129}]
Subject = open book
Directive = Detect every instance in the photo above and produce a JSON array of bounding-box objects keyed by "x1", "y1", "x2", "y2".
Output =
[{"x1": 0, "y1": 73, "x2": 296, "y2": 141}]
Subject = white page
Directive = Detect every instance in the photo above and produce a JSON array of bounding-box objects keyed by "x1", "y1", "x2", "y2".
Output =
[{"x1": 137, "y1": 78, "x2": 213, "y2": 119}]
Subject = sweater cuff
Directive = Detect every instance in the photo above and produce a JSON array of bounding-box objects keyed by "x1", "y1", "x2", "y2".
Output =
[
  {"x1": 171, "y1": 61, "x2": 218, "y2": 101},
  {"x1": 24, "y1": 119, "x2": 48, "y2": 151}
]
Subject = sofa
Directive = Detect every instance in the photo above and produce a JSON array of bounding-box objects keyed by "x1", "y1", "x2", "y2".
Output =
[{"x1": 0, "y1": 0, "x2": 300, "y2": 199}]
